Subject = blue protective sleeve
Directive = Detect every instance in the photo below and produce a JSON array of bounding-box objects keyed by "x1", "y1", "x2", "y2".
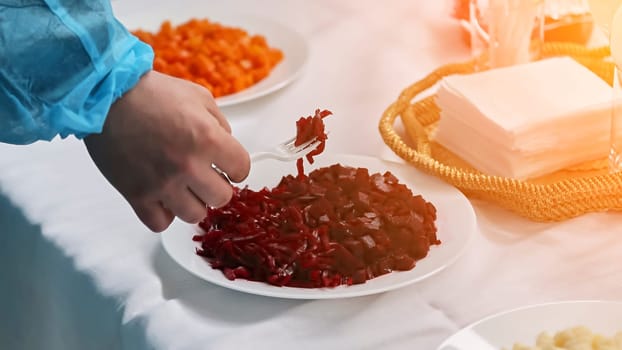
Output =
[{"x1": 0, "y1": 0, "x2": 154, "y2": 144}]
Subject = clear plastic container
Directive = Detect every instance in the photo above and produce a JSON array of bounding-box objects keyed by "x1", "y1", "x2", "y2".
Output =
[
  {"x1": 544, "y1": 0, "x2": 594, "y2": 44},
  {"x1": 469, "y1": 0, "x2": 545, "y2": 69}
]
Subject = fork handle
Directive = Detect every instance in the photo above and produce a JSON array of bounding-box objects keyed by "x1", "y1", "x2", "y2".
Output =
[
  {"x1": 250, "y1": 152, "x2": 295, "y2": 162},
  {"x1": 250, "y1": 152, "x2": 275, "y2": 162}
]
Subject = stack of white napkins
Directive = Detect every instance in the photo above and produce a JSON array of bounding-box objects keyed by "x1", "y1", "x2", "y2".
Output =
[{"x1": 434, "y1": 57, "x2": 616, "y2": 179}]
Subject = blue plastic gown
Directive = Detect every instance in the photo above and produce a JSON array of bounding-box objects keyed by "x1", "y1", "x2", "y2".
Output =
[{"x1": 0, "y1": 0, "x2": 154, "y2": 144}]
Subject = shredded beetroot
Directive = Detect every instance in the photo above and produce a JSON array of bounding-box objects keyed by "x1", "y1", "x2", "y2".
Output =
[
  {"x1": 193, "y1": 108, "x2": 439, "y2": 288},
  {"x1": 294, "y1": 109, "x2": 331, "y2": 178},
  {"x1": 194, "y1": 164, "x2": 439, "y2": 288}
]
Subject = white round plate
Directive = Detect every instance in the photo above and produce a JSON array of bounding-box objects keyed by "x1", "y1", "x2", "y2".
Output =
[
  {"x1": 161, "y1": 154, "x2": 477, "y2": 299},
  {"x1": 438, "y1": 301, "x2": 622, "y2": 349},
  {"x1": 113, "y1": 5, "x2": 308, "y2": 107}
]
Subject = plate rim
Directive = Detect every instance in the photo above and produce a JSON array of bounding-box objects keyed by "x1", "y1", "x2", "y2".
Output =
[
  {"x1": 214, "y1": 15, "x2": 309, "y2": 107},
  {"x1": 161, "y1": 153, "x2": 477, "y2": 299},
  {"x1": 437, "y1": 299, "x2": 622, "y2": 349}
]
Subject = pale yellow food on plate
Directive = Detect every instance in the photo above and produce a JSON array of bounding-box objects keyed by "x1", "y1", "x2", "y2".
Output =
[{"x1": 506, "y1": 326, "x2": 622, "y2": 350}]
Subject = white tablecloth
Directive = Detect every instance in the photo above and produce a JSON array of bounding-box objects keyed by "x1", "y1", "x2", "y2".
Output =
[{"x1": 2, "y1": 1, "x2": 622, "y2": 349}]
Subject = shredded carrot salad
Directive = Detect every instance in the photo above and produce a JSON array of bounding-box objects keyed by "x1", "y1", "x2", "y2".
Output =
[{"x1": 133, "y1": 19, "x2": 284, "y2": 98}]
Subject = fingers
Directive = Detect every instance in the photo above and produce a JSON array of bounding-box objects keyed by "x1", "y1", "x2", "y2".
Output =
[
  {"x1": 132, "y1": 200, "x2": 175, "y2": 233},
  {"x1": 204, "y1": 128, "x2": 251, "y2": 183},
  {"x1": 130, "y1": 183, "x2": 215, "y2": 232},
  {"x1": 207, "y1": 104, "x2": 232, "y2": 134},
  {"x1": 186, "y1": 163, "x2": 234, "y2": 209},
  {"x1": 198, "y1": 85, "x2": 232, "y2": 134},
  {"x1": 193, "y1": 88, "x2": 248, "y2": 182},
  {"x1": 161, "y1": 187, "x2": 208, "y2": 224}
]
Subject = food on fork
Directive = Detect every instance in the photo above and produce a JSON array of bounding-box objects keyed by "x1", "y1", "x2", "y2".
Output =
[
  {"x1": 506, "y1": 326, "x2": 622, "y2": 350},
  {"x1": 192, "y1": 109, "x2": 439, "y2": 288},
  {"x1": 133, "y1": 18, "x2": 283, "y2": 98},
  {"x1": 294, "y1": 109, "x2": 332, "y2": 177}
]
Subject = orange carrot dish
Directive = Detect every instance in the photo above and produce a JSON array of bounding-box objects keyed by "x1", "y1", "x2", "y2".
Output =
[{"x1": 133, "y1": 19, "x2": 284, "y2": 98}]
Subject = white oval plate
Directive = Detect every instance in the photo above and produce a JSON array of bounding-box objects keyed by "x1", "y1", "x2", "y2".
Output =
[
  {"x1": 438, "y1": 301, "x2": 622, "y2": 349},
  {"x1": 114, "y1": 6, "x2": 308, "y2": 107},
  {"x1": 161, "y1": 154, "x2": 477, "y2": 299}
]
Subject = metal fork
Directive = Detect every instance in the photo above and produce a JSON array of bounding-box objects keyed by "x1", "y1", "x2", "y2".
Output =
[{"x1": 250, "y1": 136, "x2": 322, "y2": 162}]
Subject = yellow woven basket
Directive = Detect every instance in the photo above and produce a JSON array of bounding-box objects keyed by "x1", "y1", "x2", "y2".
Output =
[{"x1": 378, "y1": 42, "x2": 622, "y2": 222}]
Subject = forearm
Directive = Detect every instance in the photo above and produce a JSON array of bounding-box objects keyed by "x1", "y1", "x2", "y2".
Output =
[{"x1": 0, "y1": 0, "x2": 153, "y2": 144}]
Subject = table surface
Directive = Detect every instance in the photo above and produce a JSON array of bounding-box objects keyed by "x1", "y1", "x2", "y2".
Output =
[{"x1": 2, "y1": 1, "x2": 622, "y2": 349}]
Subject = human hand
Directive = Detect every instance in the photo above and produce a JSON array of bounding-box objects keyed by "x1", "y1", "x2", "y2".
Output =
[{"x1": 84, "y1": 71, "x2": 250, "y2": 232}]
